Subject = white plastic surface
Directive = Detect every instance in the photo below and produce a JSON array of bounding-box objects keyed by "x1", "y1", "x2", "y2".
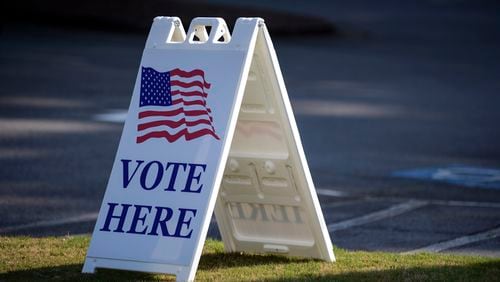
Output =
[
  {"x1": 83, "y1": 16, "x2": 260, "y2": 282},
  {"x1": 214, "y1": 23, "x2": 335, "y2": 262},
  {"x1": 83, "y1": 16, "x2": 333, "y2": 282}
]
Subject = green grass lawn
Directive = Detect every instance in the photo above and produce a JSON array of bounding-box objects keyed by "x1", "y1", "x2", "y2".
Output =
[{"x1": 1, "y1": 235, "x2": 499, "y2": 281}]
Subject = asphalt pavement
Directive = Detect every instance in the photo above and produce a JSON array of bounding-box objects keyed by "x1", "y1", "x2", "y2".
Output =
[{"x1": 1, "y1": 0, "x2": 500, "y2": 256}]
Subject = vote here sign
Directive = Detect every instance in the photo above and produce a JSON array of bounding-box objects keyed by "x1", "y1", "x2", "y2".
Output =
[{"x1": 84, "y1": 17, "x2": 259, "y2": 277}]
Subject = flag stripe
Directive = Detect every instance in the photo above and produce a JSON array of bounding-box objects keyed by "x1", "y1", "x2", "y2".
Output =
[
  {"x1": 139, "y1": 108, "x2": 213, "y2": 120},
  {"x1": 171, "y1": 98, "x2": 206, "y2": 107},
  {"x1": 137, "y1": 128, "x2": 219, "y2": 143},
  {"x1": 171, "y1": 96, "x2": 213, "y2": 116},
  {"x1": 171, "y1": 99, "x2": 212, "y2": 113},
  {"x1": 171, "y1": 80, "x2": 208, "y2": 90},
  {"x1": 171, "y1": 90, "x2": 208, "y2": 98},
  {"x1": 138, "y1": 118, "x2": 212, "y2": 131},
  {"x1": 170, "y1": 68, "x2": 211, "y2": 89}
]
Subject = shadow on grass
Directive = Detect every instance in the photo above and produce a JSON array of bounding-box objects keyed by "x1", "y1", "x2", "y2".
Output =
[
  {"x1": 1, "y1": 257, "x2": 499, "y2": 281},
  {"x1": 0, "y1": 253, "x2": 301, "y2": 281},
  {"x1": 265, "y1": 261, "x2": 500, "y2": 282},
  {"x1": 197, "y1": 252, "x2": 311, "y2": 271},
  {"x1": 0, "y1": 263, "x2": 167, "y2": 281}
]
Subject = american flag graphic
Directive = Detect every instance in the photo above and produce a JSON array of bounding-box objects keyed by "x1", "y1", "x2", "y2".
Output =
[{"x1": 137, "y1": 67, "x2": 220, "y2": 143}]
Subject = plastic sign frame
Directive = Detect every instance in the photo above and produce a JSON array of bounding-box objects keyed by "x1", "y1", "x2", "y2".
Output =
[{"x1": 83, "y1": 16, "x2": 334, "y2": 282}]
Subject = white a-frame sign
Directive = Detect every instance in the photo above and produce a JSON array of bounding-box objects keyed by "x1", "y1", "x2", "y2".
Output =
[{"x1": 83, "y1": 17, "x2": 334, "y2": 281}]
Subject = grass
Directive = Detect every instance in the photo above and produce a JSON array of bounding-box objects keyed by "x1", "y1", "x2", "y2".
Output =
[{"x1": 1, "y1": 236, "x2": 499, "y2": 281}]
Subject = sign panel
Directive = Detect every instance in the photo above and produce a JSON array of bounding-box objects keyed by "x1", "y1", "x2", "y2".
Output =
[
  {"x1": 214, "y1": 22, "x2": 334, "y2": 261},
  {"x1": 83, "y1": 16, "x2": 334, "y2": 282}
]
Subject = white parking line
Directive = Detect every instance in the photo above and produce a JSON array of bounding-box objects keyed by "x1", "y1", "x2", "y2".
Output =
[
  {"x1": 428, "y1": 199, "x2": 500, "y2": 209},
  {"x1": 0, "y1": 213, "x2": 98, "y2": 233},
  {"x1": 315, "y1": 188, "x2": 500, "y2": 209},
  {"x1": 3, "y1": 193, "x2": 499, "y2": 238},
  {"x1": 382, "y1": 198, "x2": 500, "y2": 209},
  {"x1": 316, "y1": 188, "x2": 347, "y2": 197},
  {"x1": 321, "y1": 199, "x2": 366, "y2": 208},
  {"x1": 404, "y1": 226, "x2": 500, "y2": 254},
  {"x1": 328, "y1": 200, "x2": 427, "y2": 232}
]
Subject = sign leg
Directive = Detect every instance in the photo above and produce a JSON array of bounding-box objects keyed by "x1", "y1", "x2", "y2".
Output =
[
  {"x1": 176, "y1": 268, "x2": 195, "y2": 282},
  {"x1": 82, "y1": 258, "x2": 96, "y2": 273}
]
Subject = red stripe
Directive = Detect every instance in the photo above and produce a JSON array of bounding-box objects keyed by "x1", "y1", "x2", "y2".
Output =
[
  {"x1": 172, "y1": 90, "x2": 207, "y2": 98},
  {"x1": 139, "y1": 109, "x2": 213, "y2": 121},
  {"x1": 171, "y1": 99, "x2": 212, "y2": 113},
  {"x1": 171, "y1": 80, "x2": 209, "y2": 90},
  {"x1": 172, "y1": 98, "x2": 206, "y2": 107},
  {"x1": 136, "y1": 128, "x2": 220, "y2": 143},
  {"x1": 170, "y1": 68, "x2": 211, "y2": 89},
  {"x1": 170, "y1": 68, "x2": 205, "y2": 78},
  {"x1": 138, "y1": 118, "x2": 212, "y2": 131}
]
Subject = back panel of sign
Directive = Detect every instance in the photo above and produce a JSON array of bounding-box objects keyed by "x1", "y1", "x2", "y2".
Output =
[{"x1": 214, "y1": 23, "x2": 335, "y2": 261}]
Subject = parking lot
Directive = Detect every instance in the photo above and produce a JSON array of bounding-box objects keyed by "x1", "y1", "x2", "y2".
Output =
[{"x1": 1, "y1": 0, "x2": 499, "y2": 257}]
